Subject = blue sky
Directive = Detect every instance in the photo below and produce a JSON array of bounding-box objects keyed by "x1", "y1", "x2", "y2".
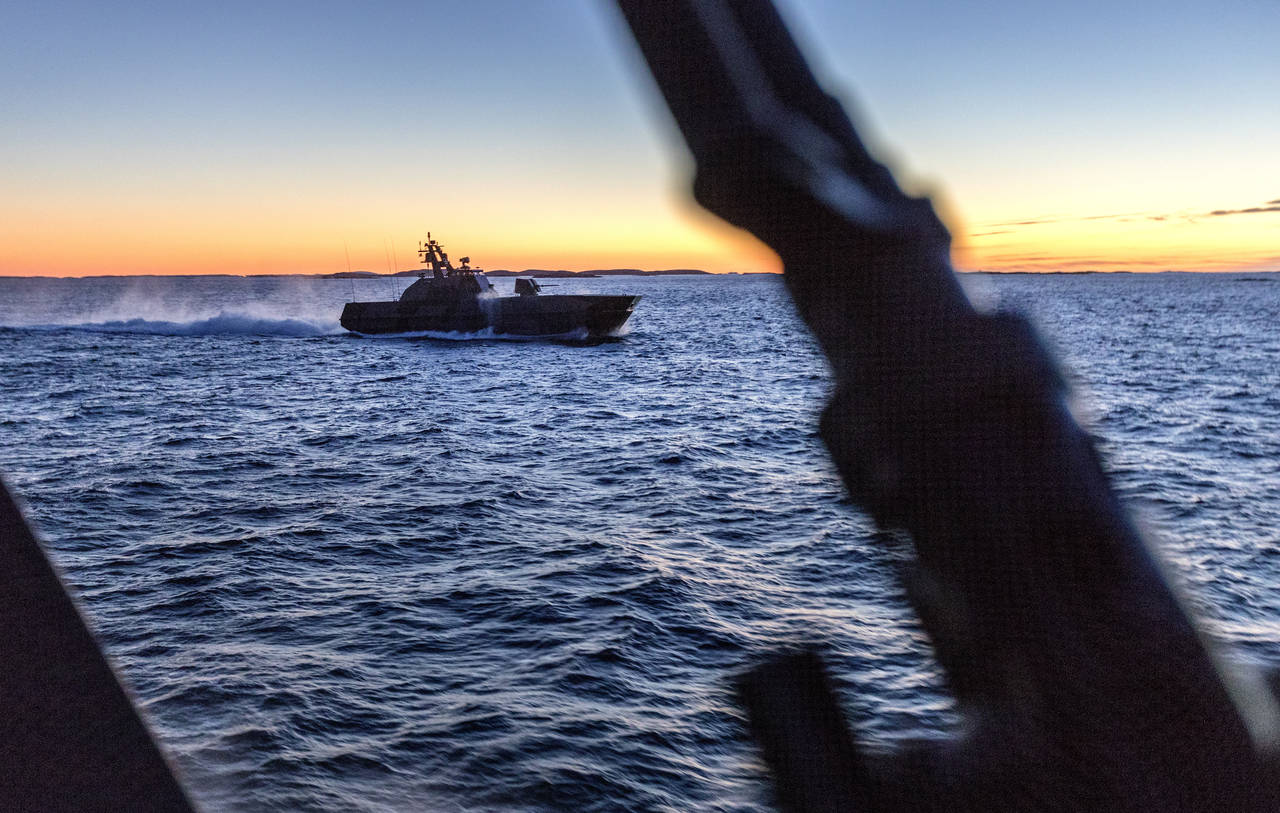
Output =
[{"x1": 2, "y1": 0, "x2": 1277, "y2": 274}]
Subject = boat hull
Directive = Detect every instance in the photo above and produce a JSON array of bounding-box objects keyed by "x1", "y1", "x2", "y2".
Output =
[{"x1": 339, "y1": 294, "x2": 639, "y2": 337}]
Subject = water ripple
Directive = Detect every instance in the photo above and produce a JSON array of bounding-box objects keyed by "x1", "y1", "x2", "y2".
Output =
[{"x1": 1, "y1": 272, "x2": 1278, "y2": 810}]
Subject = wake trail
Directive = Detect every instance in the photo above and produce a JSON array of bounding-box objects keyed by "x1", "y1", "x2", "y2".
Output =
[{"x1": 20, "y1": 311, "x2": 345, "y2": 337}]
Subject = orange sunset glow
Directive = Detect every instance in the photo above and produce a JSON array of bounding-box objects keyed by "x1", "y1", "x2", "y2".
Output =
[{"x1": 2, "y1": 1, "x2": 1275, "y2": 277}]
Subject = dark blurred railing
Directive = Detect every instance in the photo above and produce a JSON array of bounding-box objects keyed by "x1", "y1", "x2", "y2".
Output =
[{"x1": 611, "y1": 1, "x2": 1280, "y2": 810}]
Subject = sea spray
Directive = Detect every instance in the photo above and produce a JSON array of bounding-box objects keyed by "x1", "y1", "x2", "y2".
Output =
[
  {"x1": 0, "y1": 275, "x2": 351, "y2": 332},
  {"x1": 53, "y1": 311, "x2": 343, "y2": 337}
]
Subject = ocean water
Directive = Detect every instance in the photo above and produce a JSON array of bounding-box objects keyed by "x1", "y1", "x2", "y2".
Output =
[{"x1": 1, "y1": 271, "x2": 1278, "y2": 811}]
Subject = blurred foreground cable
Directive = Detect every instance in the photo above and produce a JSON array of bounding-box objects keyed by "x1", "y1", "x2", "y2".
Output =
[{"x1": 611, "y1": 1, "x2": 1280, "y2": 810}]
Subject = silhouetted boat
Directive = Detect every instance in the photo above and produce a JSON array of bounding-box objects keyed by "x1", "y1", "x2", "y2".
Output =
[{"x1": 340, "y1": 235, "x2": 639, "y2": 338}]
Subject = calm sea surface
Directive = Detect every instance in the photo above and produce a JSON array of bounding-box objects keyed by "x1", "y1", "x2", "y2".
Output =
[{"x1": 2, "y1": 272, "x2": 1278, "y2": 811}]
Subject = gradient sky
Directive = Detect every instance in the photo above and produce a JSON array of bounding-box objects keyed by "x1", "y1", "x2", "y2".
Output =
[{"x1": 2, "y1": 0, "x2": 1276, "y2": 276}]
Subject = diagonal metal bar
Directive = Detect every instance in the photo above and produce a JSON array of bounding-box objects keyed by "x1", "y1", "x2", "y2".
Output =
[{"x1": 0, "y1": 479, "x2": 195, "y2": 811}]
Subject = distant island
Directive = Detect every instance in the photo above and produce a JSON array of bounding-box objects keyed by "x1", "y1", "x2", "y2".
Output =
[
  {"x1": 322, "y1": 268, "x2": 712, "y2": 279},
  {"x1": 489, "y1": 268, "x2": 711, "y2": 278}
]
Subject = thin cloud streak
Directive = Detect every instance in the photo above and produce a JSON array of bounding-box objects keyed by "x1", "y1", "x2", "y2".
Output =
[
  {"x1": 1208, "y1": 205, "x2": 1280, "y2": 216},
  {"x1": 977, "y1": 198, "x2": 1280, "y2": 231},
  {"x1": 979, "y1": 211, "x2": 1153, "y2": 228}
]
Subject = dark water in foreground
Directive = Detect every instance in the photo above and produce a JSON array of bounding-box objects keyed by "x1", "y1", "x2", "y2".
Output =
[{"x1": 1, "y1": 272, "x2": 1278, "y2": 811}]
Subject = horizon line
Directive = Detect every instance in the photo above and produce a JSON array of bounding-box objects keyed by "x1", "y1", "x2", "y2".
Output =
[{"x1": 2, "y1": 268, "x2": 1278, "y2": 280}]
